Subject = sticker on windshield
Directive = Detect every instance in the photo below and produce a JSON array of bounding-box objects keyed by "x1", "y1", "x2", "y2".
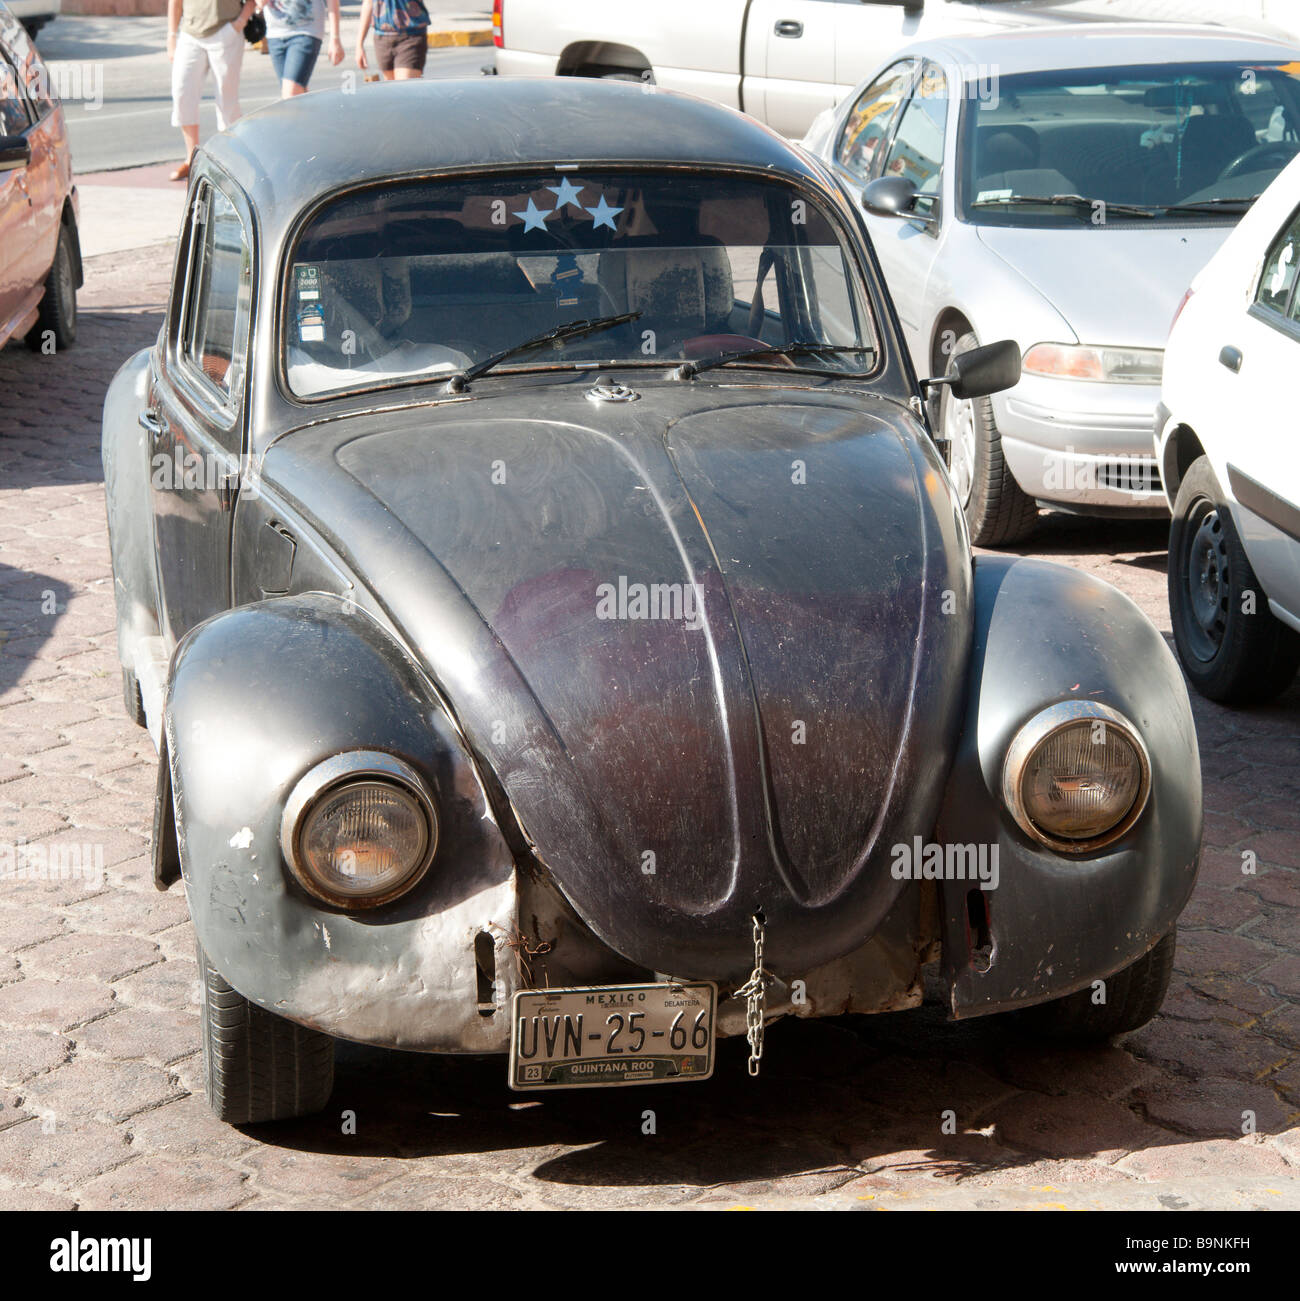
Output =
[
  {"x1": 975, "y1": 188, "x2": 1013, "y2": 204},
  {"x1": 298, "y1": 305, "x2": 325, "y2": 343},
  {"x1": 295, "y1": 264, "x2": 321, "y2": 302}
]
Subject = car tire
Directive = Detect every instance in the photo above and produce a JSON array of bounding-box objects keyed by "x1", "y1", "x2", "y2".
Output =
[
  {"x1": 25, "y1": 222, "x2": 78, "y2": 353},
  {"x1": 199, "y1": 941, "x2": 334, "y2": 1124},
  {"x1": 940, "y1": 331, "x2": 1037, "y2": 547},
  {"x1": 1013, "y1": 929, "x2": 1176, "y2": 1041},
  {"x1": 1168, "y1": 455, "x2": 1300, "y2": 704}
]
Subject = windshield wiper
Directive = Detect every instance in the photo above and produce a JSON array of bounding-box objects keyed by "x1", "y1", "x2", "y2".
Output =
[
  {"x1": 674, "y1": 341, "x2": 875, "y2": 379},
  {"x1": 1161, "y1": 196, "x2": 1261, "y2": 215},
  {"x1": 449, "y1": 311, "x2": 642, "y2": 388},
  {"x1": 971, "y1": 193, "x2": 1158, "y2": 219}
]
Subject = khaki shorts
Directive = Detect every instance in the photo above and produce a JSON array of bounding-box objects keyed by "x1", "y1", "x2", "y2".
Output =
[{"x1": 375, "y1": 30, "x2": 428, "y2": 74}]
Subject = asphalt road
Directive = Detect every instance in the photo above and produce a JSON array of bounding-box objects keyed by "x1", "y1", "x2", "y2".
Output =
[{"x1": 33, "y1": 9, "x2": 491, "y2": 174}]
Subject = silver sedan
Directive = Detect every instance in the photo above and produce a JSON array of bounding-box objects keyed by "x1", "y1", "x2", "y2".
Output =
[{"x1": 802, "y1": 24, "x2": 1300, "y2": 545}]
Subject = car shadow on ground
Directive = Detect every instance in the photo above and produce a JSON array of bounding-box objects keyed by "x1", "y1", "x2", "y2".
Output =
[{"x1": 243, "y1": 989, "x2": 1294, "y2": 1200}]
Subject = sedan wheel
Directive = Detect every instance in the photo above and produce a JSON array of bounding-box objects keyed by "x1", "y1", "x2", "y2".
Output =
[
  {"x1": 942, "y1": 384, "x2": 977, "y2": 509},
  {"x1": 1168, "y1": 455, "x2": 1299, "y2": 703},
  {"x1": 25, "y1": 222, "x2": 78, "y2": 353},
  {"x1": 938, "y1": 331, "x2": 1037, "y2": 547}
]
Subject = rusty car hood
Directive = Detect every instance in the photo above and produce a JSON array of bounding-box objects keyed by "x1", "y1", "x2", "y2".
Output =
[{"x1": 264, "y1": 379, "x2": 972, "y2": 979}]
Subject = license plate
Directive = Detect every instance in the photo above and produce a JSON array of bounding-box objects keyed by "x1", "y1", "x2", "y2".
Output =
[{"x1": 509, "y1": 981, "x2": 717, "y2": 1090}]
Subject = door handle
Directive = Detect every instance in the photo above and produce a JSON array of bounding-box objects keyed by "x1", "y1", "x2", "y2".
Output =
[
  {"x1": 774, "y1": 19, "x2": 803, "y2": 37},
  {"x1": 1219, "y1": 345, "x2": 1243, "y2": 372},
  {"x1": 138, "y1": 408, "x2": 166, "y2": 440}
]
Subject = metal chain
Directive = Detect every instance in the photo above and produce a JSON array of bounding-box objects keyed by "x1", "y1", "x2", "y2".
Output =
[{"x1": 732, "y1": 912, "x2": 773, "y2": 1077}]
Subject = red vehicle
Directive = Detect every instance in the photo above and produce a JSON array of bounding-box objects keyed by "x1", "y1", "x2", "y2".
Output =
[{"x1": 0, "y1": 1, "x2": 80, "y2": 351}]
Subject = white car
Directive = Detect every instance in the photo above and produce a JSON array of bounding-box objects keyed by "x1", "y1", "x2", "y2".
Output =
[
  {"x1": 802, "y1": 24, "x2": 1300, "y2": 545},
  {"x1": 1157, "y1": 152, "x2": 1300, "y2": 703}
]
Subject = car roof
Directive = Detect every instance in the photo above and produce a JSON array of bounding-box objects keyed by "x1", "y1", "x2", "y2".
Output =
[
  {"x1": 205, "y1": 77, "x2": 827, "y2": 235},
  {"x1": 903, "y1": 23, "x2": 1300, "y2": 80}
]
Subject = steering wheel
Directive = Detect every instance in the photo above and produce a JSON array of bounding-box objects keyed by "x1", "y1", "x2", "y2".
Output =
[
  {"x1": 682, "y1": 333, "x2": 796, "y2": 366},
  {"x1": 1218, "y1": 139, "x2": 1300, "y2": 182}
]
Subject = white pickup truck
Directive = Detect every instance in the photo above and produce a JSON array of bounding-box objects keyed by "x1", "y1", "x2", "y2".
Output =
[{"x1": 492, "y1": 0, "x2": 1300, "y2": 138}]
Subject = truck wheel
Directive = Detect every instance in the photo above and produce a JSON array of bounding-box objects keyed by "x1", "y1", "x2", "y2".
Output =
[
  {"x1": 1168, "y1": 455, "x2": 1300, "y2": 704},
  {"x1": 940, "y1": 331, "x2": 1037, "y2": 547},
  {"x1": 199, "y1": 942, "x2": 334, "y2": 1124},
  {"x1": 25, "y1": 223, "x2": 78, "y2": 353},
  {"x1": 1014, "y1": 930, "x2": 1176, "y2": 1040}
]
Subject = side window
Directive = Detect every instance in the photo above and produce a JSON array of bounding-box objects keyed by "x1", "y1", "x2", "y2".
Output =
[
  {"x1": 182, "y1": 183, "x2": 252, "y2": 419},
  {"x1": 1255, "y1": 207, "x2": 1300, "y2": 320},
  {"x1": 881, "y1": 61, "x2": 949, "y2": 216},
  {"x1": 0, "y1": 51, "x2": 31, "y2": 135},
  {"x1": 835, "y1": 59, "x2": 914, "y2": 183}
]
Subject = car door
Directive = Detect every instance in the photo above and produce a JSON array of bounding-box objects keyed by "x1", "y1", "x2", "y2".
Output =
[
  {"x1": 6, "y1": 22, "x2": 63, "y2": 294},
  {"x1": 0, "y1": 44, "x2": 36, "y2": 336},
  {"x1": 1215, "y1": 205, "x2": 1300, "y2": 617},
  {"x1": 860, "y1": 58, "x2": 950, "y2": 355},
  {"x1": 147, "y1": 174, "x2": 254, "y2": 645},
  {"x1": 748, "y1": 0, "x2": 842, "y2": 137}
]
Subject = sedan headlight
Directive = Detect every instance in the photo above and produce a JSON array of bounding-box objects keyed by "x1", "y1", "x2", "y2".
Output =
[
  {"x1": 1022, "y1": 343, "x2": 1163, "y2": 384},
  {"x1": 280, "y1": 752, "x2": 438, "y2": 907},
  {"x1": 1002, "y1": 702, "x2": 1151, "y2": 853}
]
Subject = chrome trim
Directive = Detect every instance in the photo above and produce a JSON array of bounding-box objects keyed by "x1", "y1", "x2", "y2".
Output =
[
  {"x1": 279, "y1": 750, "x2": 439, "y2": 908},
  {"x1": 1001, "y1": 701, "x2": 1151, "y2": 854}
]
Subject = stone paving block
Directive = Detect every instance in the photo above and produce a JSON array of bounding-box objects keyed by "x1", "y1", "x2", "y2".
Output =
[
  {"x1": 75, "y1": 1005, "x2": 198, "y2": 1067},
  {"x1": 0, "y1": 976, "x2": 116, "y2": 1032},
  {"x1": 1117, "y1": 1137, "x2": 1294, "y2": 1181},
  {"x1": 112, "y1": 958, "x2": 200, "y2": 1014},
  {"x1": 19, "y1": 1056, "x2": 183, "y2": 1124},
  {"x1": 986, "y1": 1093, "x2": 1157, "y2": 1160},
  {"x1": 77, "y1": 1156, "x2": 248, "y2": 1210},
  {"x1": 0, "y1": 1029, "x2": 70, "y2": 1084},
  {"x1": 0, "y1": 1116, "x2": 133, "y2": 1190},
  {"x1": 62, "y1": 887, "x2": 190, "y2": 936},
  {"x1": 1133, "y1": 1075, "x2": 1294, "y2": 1138},
  {"x1": 0, "y1": 905, "x2": 65, "y2": 952},
  {"x1": 18, "y1": 931, "x2": 160, "y2": 983},
  {"x1": 123, "y1": 1095, "x2": 255, "y2": 1163}
]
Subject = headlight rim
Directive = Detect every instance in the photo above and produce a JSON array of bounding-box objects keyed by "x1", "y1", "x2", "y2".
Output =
[
  {"x1": 1001, "y1": 700, "x2": 1151, "y2": 854},
  {"x1": 280, "y1": 750, "x2": 439, "y2": 909}
]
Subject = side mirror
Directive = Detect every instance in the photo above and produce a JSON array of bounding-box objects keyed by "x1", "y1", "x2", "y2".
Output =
[
  {"x1": 925, "y1": 339, "x2": 1022, "y2": 400},
  {"x1": 0, "y1": 134, "x2": 31, "y2": 173},
  {"x1": 861, "y1": 174, "x2": 934, "y2": 225}
]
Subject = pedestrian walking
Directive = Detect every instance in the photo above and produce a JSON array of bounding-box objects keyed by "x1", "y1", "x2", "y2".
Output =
[
  {"x1": 355, "y1": 0, "x2": 430, "y2": 81},
  {"x1": 259, "y1": 0, "x2": 344, "y2": 98},
  {"x1": 167, "y1": 0, "x2": 257, "y2": 182}
]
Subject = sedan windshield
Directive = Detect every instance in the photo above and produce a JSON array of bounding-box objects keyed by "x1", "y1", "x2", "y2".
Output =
[
  {"x1": 284, "y1": 171, "x2": 877, "y2": 397},
  {"x1": 960, "y1": 60, "x2": 1300, "y2": 224}
]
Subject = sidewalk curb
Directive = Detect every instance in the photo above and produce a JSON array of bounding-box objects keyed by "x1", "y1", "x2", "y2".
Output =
[{"x1": 426, "y1": 28, "x2": 493, "y2": 48}]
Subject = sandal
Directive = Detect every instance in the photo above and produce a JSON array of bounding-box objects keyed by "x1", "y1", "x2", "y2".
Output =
[{"x1": 169, "y1": 160, "x2": 191, "y2": 182}]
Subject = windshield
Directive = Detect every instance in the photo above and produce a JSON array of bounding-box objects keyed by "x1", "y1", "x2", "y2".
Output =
[
  {"x1": 284, "y1": 171, "x2": 878, "y2": 398},
  {"x1": 960, "y1": 60, "x2": 1300, "y2": 224}
]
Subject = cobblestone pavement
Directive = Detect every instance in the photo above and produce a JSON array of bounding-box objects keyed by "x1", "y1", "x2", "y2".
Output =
[{"x1": 0, "y1": 245, "x2": 1298, "y2": 1212}]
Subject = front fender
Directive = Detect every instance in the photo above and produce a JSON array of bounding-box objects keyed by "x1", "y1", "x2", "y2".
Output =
[
  {"x1": 165, "y1": 593, "x2": 520, "y2": 1051},
  {"x1": 937, "y1": 556, "x2": 1201, "y2": 1018}
]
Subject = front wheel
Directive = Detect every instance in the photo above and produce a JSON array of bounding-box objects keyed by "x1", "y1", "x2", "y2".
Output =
[
  {"x1": 25, "y1": 222, "x2": 78, "y2": 353},
  {"x1": 1168, "y1": 455, "x2": 1300, "y2": 703},
  {"x1": 939, "y1": 331, "x2": 1037, "y2": 547},
  {"x1": 1013, "y1": 930, "x2": 1176, "y2": 1040},
  {"x1": 199, "y1": 942, "x2": 334, "y2": 1124}
]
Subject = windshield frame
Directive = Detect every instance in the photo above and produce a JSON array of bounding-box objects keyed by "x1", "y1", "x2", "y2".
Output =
[
  {"x1": 274, "y1": 163, "x2": 886, "y2": 405},
  {"x1": 955, "y1": 59, "x2": 1300, "y2": 228}
]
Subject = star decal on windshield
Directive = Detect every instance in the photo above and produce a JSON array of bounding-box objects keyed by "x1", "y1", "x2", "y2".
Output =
[
  {"x1": 513, "y1": 197, "x2": 553, "y2": 232},
  {"x1": 585, "y1": 194, "x2": 624, "y2": 231},
  {"x1": 546, "y1": 177, "x2": 586, "y2": 213}
]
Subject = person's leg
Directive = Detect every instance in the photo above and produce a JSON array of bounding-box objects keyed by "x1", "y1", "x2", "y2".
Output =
[
  {"x1": 169, "y1": 31, "x2": 205, "y2": 180},
  {"x1": 374, "y1": 31, "x2": 396, "y2": 81},
  {"x1": 392, "y1": 29, "x2": 426, "y2": 80},
  {"x1": 279, "y1": 35, "x2": 321, "y2": 97},
  {"x1": 267, "y1": 36, "x2": 288, "y2": 85},
  {"x1": 208, "y1": 22, "x2": 245, "y2": 130}
]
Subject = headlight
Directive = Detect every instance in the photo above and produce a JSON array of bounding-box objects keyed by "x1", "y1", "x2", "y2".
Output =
[
  {"x1": 1001, "y1": 702, "x2": 1151, "y2": 853},
  {"x1": 1022, "y1": 343, "x2": 1163, "y2": 384},
  {"x1": 280, "y1": 752, "x2": 438, "y2": 907}
]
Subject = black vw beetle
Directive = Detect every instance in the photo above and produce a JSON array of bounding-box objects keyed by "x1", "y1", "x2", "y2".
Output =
[{"x1": 103, "y1": 79, "x2": 1201, "y2": 1123}]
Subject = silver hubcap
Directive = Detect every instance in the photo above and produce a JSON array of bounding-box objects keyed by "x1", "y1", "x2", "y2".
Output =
[{"x1": 943, "y1": 390, "x2": 977, "y2": 507}]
